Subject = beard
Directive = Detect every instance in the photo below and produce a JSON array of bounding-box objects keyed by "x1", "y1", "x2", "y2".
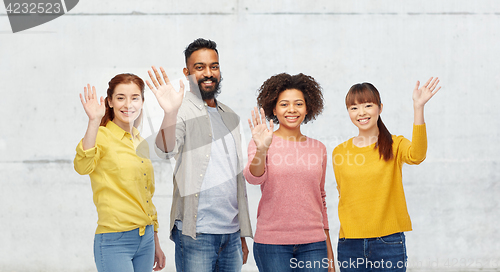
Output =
[{"x1": 197, "y1": 76, "x2": 222, "y2": 101}]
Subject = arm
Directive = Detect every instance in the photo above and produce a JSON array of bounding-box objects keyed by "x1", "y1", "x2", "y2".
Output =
[
  {"x1": 74, "y1": 85, "x2": 105, "y2": 175},
  {"x1": 153, "y1": 232, "x2": 166, "y2": 271},
  {"x1": 146, "y1": 66, "x2": 185, "y2": 153},
  {"x1": 247, "y1": 107, "x2": 274, "y2": 177},
  {"x1": 324, "y1": 229, "x2": 336, "y2": 272},
  {"x1": 241, "y1": 237, "x2": 249, "y2": 265},
  {"x1": 400, "y1": 77, "x2": 441, "y2": 164},
  {"x1": 412, "y1": 77, "x2": 440, "y2": 125},
  {"x1": 80, "y1": 84, "x2": 105, "y2": 150}
]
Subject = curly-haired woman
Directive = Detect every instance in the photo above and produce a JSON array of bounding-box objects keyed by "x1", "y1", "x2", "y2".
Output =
[{"x1": 243, "y1": 73, "x2": 335, "y2": 272}]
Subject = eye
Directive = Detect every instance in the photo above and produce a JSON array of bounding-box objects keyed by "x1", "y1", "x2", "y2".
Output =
[
  {"x1": 211, "y1": 65, "x2": 219, "y2": 70},
  {"x1": 195, "y1": 66, "x2": 203, "y2": 70},
  {"x1": 117, "y1": 97, "x2": 124, "y2": 100},
  {"x1": 366, "y1": 104, "x2": 372, "y2": 108},
  {"x1": 280, "y1": 103, "x2": 288, "y2": 107},
  {"x1": 349, "y1": 106, "x2": 357, "y2": 110},
  {"x1": 133, "y1": 97, "x2": 140, "y2": 101}
]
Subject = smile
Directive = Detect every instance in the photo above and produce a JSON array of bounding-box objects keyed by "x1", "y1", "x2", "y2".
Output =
[{"x1": 358, "y1": 117, "x2": 370, "y2": 124}]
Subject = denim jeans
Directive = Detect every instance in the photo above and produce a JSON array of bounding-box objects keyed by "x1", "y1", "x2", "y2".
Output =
[
  {"x1": 94, "y1": 225, "x2": 155, "y2": 272},
  {"x1": 253, "y1": 240, "x2": 329, "y2": 272},
  {"x1": 337, "y1": 232, "x2": 407, "y2": 272},
  {"x1": 172, "y1": 225, "x2": 243, "y2": 272}
]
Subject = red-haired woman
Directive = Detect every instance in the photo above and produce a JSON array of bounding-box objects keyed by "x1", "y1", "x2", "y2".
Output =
[
  {"x1": 333, "y1": 78, "x2": 440, "y2": 271},
  {"x1": 74, "y1": 74, "x2": 165, "y2": 272}
]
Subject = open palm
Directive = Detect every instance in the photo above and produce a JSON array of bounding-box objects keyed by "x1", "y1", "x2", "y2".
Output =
[
  {"x1": 79, "y1": 84, "x2": 105, "y2": 121},
  {"x1": 248, "y1": 107, "x2": 274, "y2": 150},
  {"x1": 413, "y1": 77, "x2": 441, "y2": 108},
  {"x1": 147, "y1": 66, "x2": 185, "y2": 113}
]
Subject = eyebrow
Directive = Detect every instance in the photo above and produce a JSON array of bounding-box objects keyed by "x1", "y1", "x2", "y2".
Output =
[
  {"x1": 193, "y1": 62, "x2": 219, "y2": 66},
  {"x1": 279, "y1": 99, "x2": 305, "y2": 102},
  {"x1": 114, "y1": 93, "x2": 141, "y2": 96}
]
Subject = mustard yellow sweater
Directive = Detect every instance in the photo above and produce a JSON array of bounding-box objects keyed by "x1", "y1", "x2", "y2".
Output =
[{"x1": 332, "y1": 124, "x2": 427, "y2": 238}]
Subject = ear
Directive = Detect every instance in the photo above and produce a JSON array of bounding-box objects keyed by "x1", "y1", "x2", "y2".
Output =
[
  {"x1": 106, "y1": 97, "x2": 113, "y2": 108},
  {"x1": 379, "y1": 103, "x2": 383, "y2": 115},
  {"x1": 273, "y1": 107, "x2": 276, "y2": 116},
  {"x1": 183, "y1": 68, "x2": 189, "y2": 77}
]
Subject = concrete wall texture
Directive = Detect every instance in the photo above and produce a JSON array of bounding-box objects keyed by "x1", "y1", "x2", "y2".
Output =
[{"x1": 1, "y1": 0, "x2": 499, "y2": 271}]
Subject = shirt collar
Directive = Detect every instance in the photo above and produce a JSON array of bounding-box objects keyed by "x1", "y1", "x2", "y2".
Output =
[
  {"x1": 106, "y1": 121, "x2": 140, "y2": 139},
  {"x1": 186, "y1": 91, "x2": 226, "y2": 112}
]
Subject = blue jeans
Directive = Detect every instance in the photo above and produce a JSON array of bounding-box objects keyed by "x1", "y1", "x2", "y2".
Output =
[
  {"x1": 337, "y1": 232, "x2": 407, "y2": 272},
  {"x1": 94, "y1": 225, "x2": 155, "y2": 272},
  {"x1": 254, "y1": 241, "x2": 329, "y2": 272},
  {"x1": 172, "y1": 225, "x2": 243, "y2": 272}
]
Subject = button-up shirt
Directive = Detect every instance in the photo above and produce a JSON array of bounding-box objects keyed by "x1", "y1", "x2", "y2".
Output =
[
  {"x1": 74, "y1": 121, "x2": 158, "y2": 236},
  {"x1": 155, "y1": 91, "x2": 252, "y2": 239}
]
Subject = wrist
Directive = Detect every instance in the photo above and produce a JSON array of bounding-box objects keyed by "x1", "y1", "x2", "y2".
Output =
[{"x1": 88, "y1": 118, "x2": 101, "y2": 126}]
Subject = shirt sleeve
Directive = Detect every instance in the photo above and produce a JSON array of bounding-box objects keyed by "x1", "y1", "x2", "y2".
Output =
[
  {"x1": 243, "y1": 139, "x2": 268, "y2": 185},
  {"x1": 73, "y1": 131, "x2": 106, "y2": 175},
  {"x1": 398, "y1": 124, "x2": 427, "y2": 165},
  {"x1": 320, "y1": 145, "x2": 329, "y2": 230}
]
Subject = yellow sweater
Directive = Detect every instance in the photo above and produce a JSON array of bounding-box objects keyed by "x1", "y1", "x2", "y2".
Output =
[{"x1": 332, "y1": 124, "x2": 427, "y2": 238}]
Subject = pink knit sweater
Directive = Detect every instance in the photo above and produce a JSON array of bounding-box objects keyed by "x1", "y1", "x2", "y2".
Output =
[{"x1": 244, "y1": 135, "x2": 329, "y2": 245}]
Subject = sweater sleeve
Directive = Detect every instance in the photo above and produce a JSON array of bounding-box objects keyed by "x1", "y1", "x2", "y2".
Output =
[
  {"x1": 243, "y1": 139, "x2": 268, "y2": 185},
  {"x1": 398, "y1": 124, "x2": 427, "y2": 165},
  {"x1": 320, "y1": 145, "x2": 329, "y2": 230}
]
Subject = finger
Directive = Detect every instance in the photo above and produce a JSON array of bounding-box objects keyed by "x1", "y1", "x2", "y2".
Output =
[
  {"x1": 79, "y1": 93, "x2": 86, "y2": 105},
  {"x1": 251, "y1": 108, "x2": 258, "y2": 127},
  {"x1": 423, "y1": 77, "x2": 433, "y2": 89},
  {"x1": 91, "y1": 86, "x2": 96, "y2": 100},
  {"x1": 253, "y1": 106, "x2": 260, "y2": 125},
  {"x1": 100, "y1": 96, "x2": 105, "y2": 106},
  {"x1": 269, "y1": 119, "x2": 274, "y2": 131},
  {"x1": 152, "y1": 66, "x2": 165, "y2": 86},
  {"x1": 414, "y1": 81, "x2": 420, "y2": 91},
  {"x1": 429, "y1": 77, "x2": 439, "y2": 90},
  {"x1": 179, "y1": 79, "x2": 185, "y2": 95},
  {"x1": 146, "y1": 80, "x2": 157, "y2": 95},
  {"x1": 84, "y1": 85, "x2": 89, "y2": 103},
  {"x1": 160, "y1": 67, "x2": 171, "y2": 85},
  {"x1": 148, "y1": 70, "x2": 160, "y2": 89},
  {"x1": 247, "y1": 118, "x2": 253, "y2": 130},
  {"x1": 260, "y1": 108, "x2": 266, "y2": 125}
]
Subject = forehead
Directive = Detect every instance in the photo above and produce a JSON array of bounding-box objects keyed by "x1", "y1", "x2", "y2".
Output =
[
  {"x1": 278, "y1": 88, "x2": 305, "y2": 101},
  {"x1": 114, "y1": 83, "x2": 142, "y2": 95},
  {"x1": 187, "y1": 49, "x2": 219, "y2": 66}
]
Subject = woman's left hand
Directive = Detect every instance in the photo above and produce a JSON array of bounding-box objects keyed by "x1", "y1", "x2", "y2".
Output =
[{"x1": 413, "y1": 77, "x2": 441, "y2": 109}]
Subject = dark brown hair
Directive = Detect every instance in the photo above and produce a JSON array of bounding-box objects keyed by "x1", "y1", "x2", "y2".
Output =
[
  {"x1": 346, "y1": 82, "x2": 393, "y2": 161},
  {"x1": 257, "y1": 73, "x2": 324, "y2": 125},
  {"x1": 100, "y1": 73, "x2": 145, "y2": 127}
]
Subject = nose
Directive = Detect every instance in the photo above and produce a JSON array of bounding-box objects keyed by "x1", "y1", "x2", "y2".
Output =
[{"x1": 203, "y1": 67, "x2": 213, "y2": 78}]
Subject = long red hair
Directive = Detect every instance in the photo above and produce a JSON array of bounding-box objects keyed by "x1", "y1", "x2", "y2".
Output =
[
  {"x1": 100, "y1": 73, "x2": 145, "y2": 128},
  {"x1": 346, "y1": 83, "x2": 393, "y2": 161}
]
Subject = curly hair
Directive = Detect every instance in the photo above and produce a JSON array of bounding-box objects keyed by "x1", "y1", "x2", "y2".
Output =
[{"x1": 256, "y1": 73, "x2": 324, "y2": 125}]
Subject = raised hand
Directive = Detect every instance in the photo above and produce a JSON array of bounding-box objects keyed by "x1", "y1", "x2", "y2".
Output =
[
  {"x1": 248, "y1": 107, "x2": 274, "y2": 151},
  {"x1": 79, "y1": 84, "x2": 105, "y2": 122},
  {"x1": 413, "y1": 77, "x2": 441, "y2": 109},
  {"x1": 146, "y1": 66, "x2": 185, "y2": 114}
]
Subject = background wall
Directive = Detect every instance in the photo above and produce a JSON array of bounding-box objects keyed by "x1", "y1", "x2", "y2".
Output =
[{"x1": 1, "y1": 1, "x2": 499, "y2": 271}]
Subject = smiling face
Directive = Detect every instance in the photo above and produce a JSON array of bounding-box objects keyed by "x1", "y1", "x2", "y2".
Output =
[
  {"x1": 273, "y1": 89, "x2": 308, "y2": 131},
  {"x1": 183, "y1": 48, "x2": 221, "y2": 100},
  {"x1": 108, "y1": 83, "x2": 143, "y2": 131},
  {"x1": 348, "y1": 101, "x2": 383, "y2": 133}
]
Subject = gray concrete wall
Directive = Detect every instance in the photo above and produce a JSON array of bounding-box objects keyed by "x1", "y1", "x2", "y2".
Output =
[{"x1": 1, "y1": 1, "x2": 499, "y2": 271}]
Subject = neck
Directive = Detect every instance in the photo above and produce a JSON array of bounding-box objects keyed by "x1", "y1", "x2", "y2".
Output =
[
  {"x1": 274, "y1": 126, "x2": 306, "y2": 142},
  {"x1": 112, "y1": 119, "x2": 134, "y2": 135},
  {"x1": 354, "y1": 127, "x2": 379, "y2": 147},
  {"x1": 204, "y1": 98, "x2": 216, "y2": 108}
]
